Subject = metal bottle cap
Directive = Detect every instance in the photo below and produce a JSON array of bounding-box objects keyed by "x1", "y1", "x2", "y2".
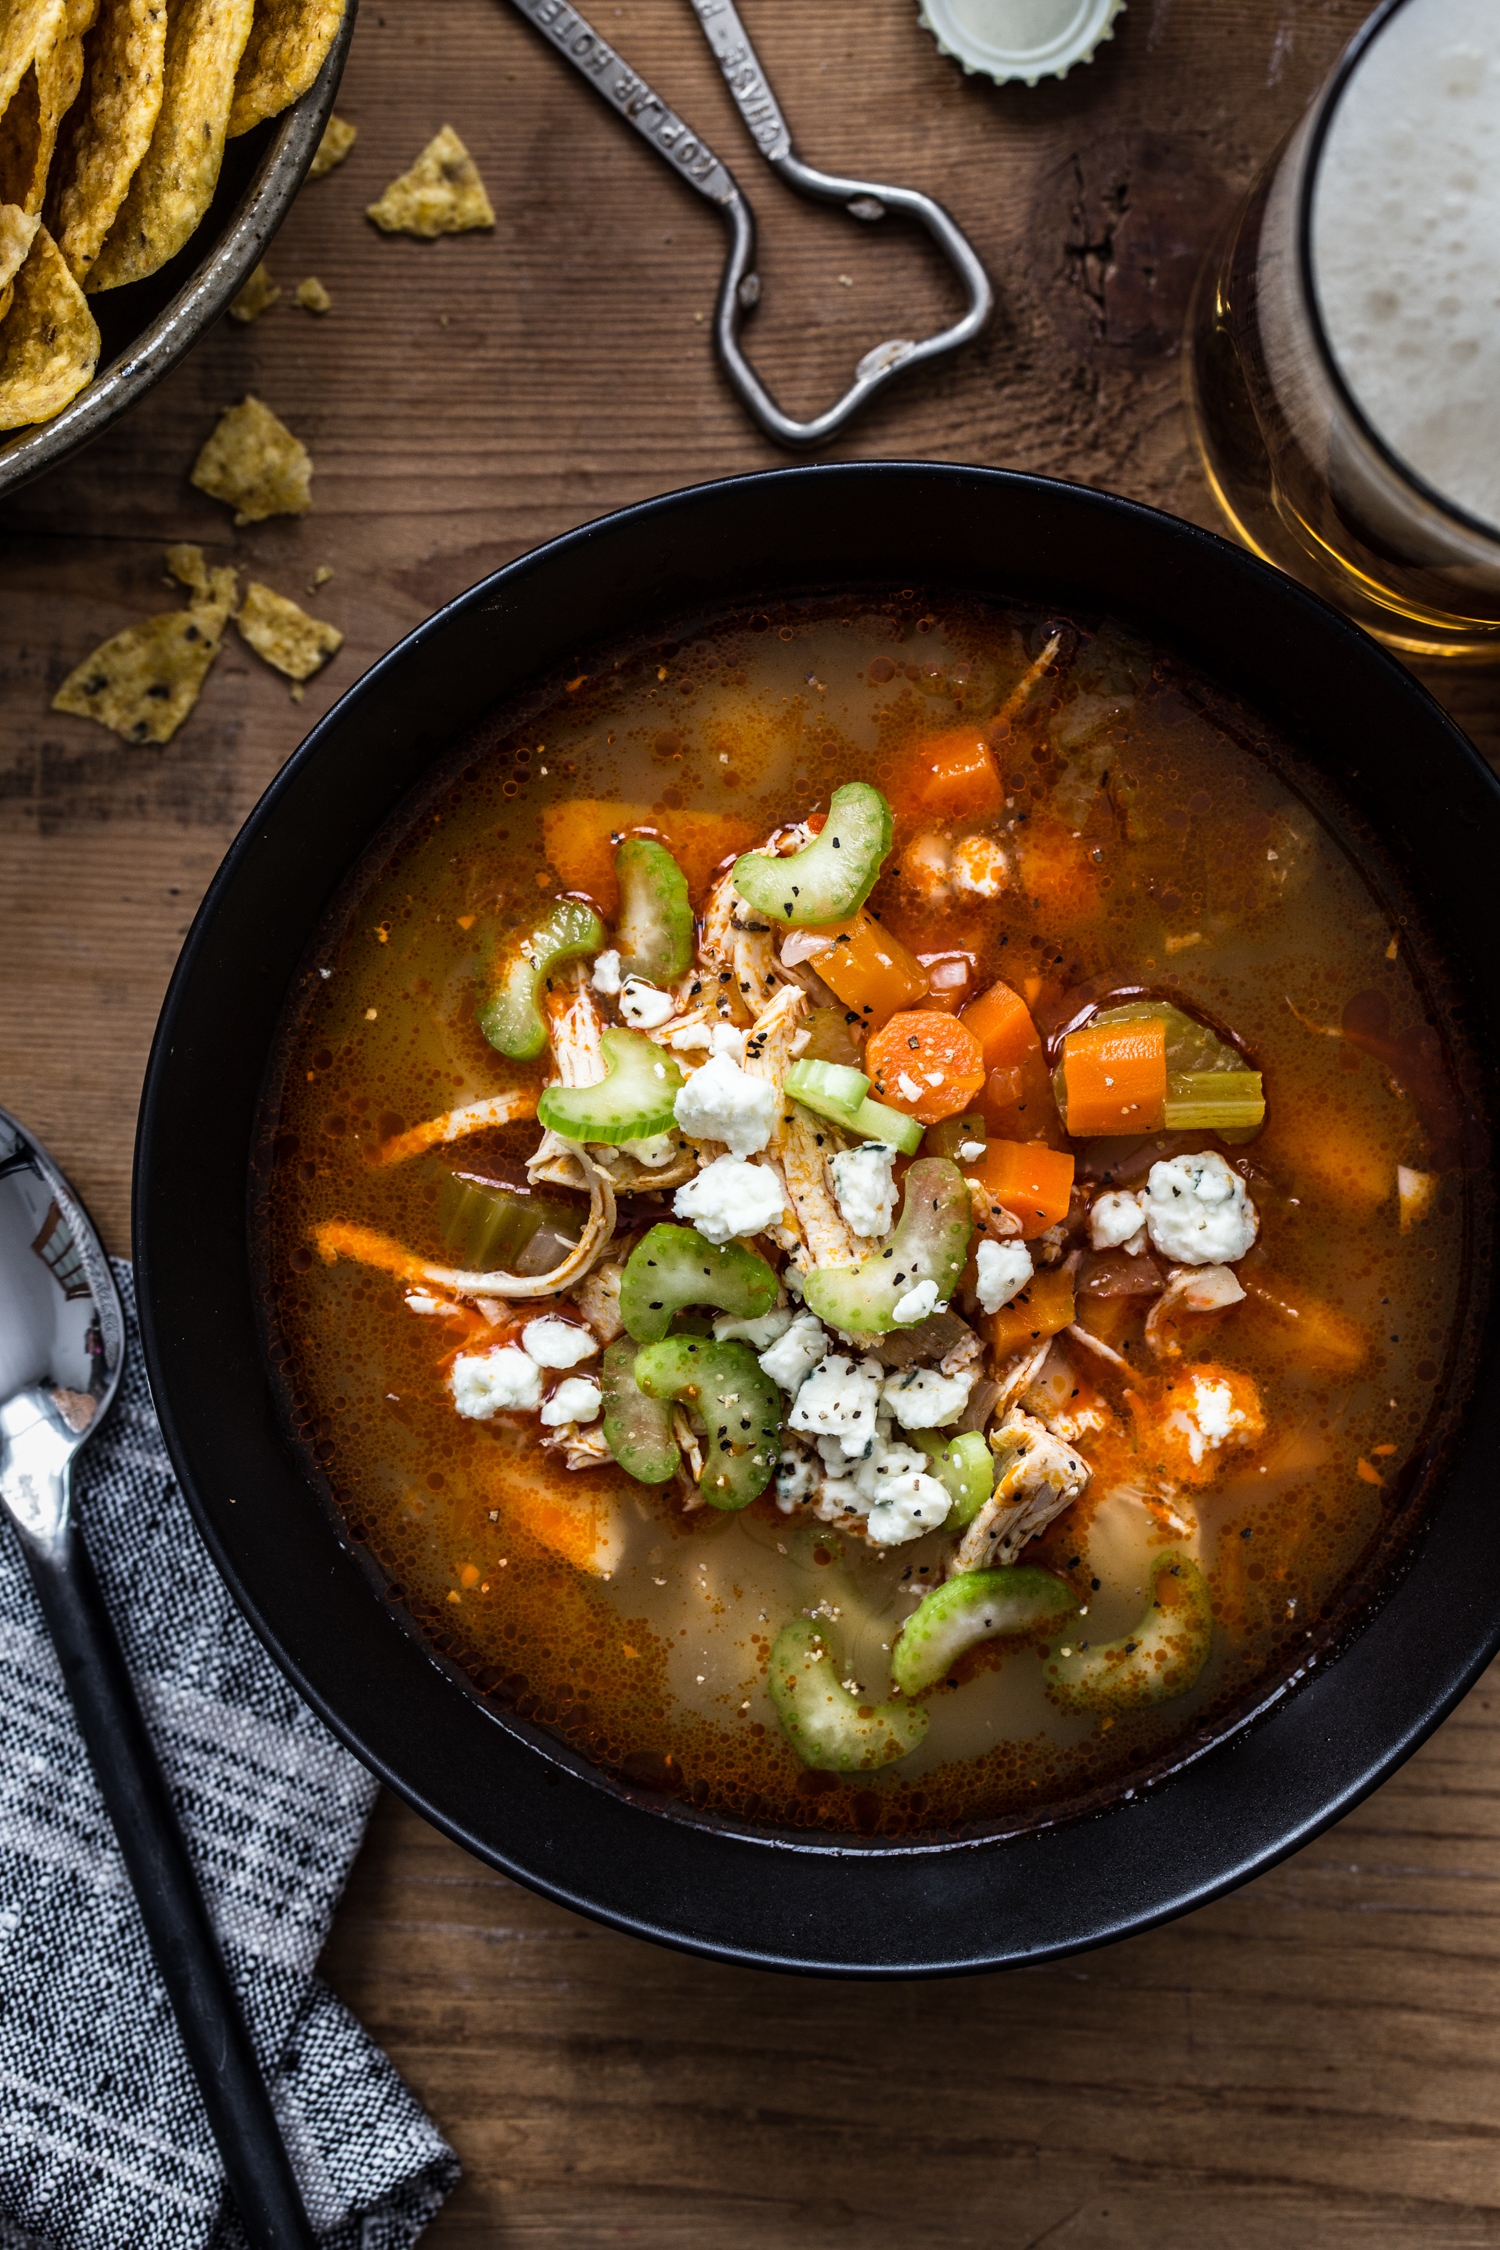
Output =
[{"x1": 918, "y1": 0, "x2": 1126, "y2": 87}]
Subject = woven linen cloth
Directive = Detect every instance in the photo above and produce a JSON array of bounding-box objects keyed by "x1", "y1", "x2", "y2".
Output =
[{"x1": 0, "y1": 1263, "x2": 459, "y2": 2248}]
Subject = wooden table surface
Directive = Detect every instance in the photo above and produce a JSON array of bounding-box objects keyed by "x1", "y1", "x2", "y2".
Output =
[{"x1": 5, "y1": 1, "x2": 1500, "y2": 2241}]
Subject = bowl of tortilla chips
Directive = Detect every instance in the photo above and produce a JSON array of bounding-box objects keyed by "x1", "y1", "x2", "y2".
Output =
[{"x1": 0, "y1": 0, "x2": 354, "y2": 494}]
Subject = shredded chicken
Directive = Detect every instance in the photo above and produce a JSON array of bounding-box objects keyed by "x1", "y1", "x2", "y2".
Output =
[
  {"x1": 375, "y1": 1089, "x2": 538, "y2": 1166},
  {"x1": 541, "y1": 1422, "x2": 613, "y2": 1471},
  {"x1": 529, "y1": 964, "x2": 696, "y2": 1193},
  {"x1": 948, "y1": 1407, "x2": 1091, "y2": 1575},
  {"x1": 1146, "y1": 1262, "x2": 1247, "y2": 1359},
  {"x1": 313, "y1": 1141, "x2": 616, "y2": 1302}
]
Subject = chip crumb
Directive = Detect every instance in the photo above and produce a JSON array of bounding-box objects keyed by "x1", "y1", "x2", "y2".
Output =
[
  {"x1": 366, "y1": 125, "x2": 494, "y2": 238},
  {"x1": 236, "y1": 579, "x2": 343, "y2": 680},
  {"x1": 53, "y1": 547, "x2": 238, "y2": 746},
  {"x1": 229, "y1": 260, "x2": 280, "y2": 322},
  {"x1": 190, "y1": 394, "x2": 311, "y2": 524},
  {"x1": 308, "y1": 112, "x2": 357, "y2": 178},
  {"x1": 290, "y1": 681, "x2": 305, "y2": 703},
  {"x1": 308, "y1": 564, "x2": 334, "y2": 591},
  {"x1": 294, "y1": 274, "x2": 331, "y2": 313}
]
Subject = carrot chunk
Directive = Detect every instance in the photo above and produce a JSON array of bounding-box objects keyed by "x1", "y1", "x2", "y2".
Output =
[
  {"x1": 866, "y1": 1010, "x2": 987, "y2": 1125},
  {"x1": 985, "y1": 1267, "x2": 1075, "y2": 1355},
  {"x1": 967, "y1": 1139, "x2": 1075, "y2": 1238},
  {"x1": 1062, "y1": 1018, "x2": 1167, "y2": 1136},
  {"x1": 961, "y1": 978, "x2": 1042, "y2": 1074},
  {"x1": 808, "y1": 911, "x2": 929, "y2": 1031},
  {"x1": 542, "y1": 800, "x2": 758, "y2": 912},
  {"x1": 906, "y1": 728, "x2": 1005, "y2": 821}
]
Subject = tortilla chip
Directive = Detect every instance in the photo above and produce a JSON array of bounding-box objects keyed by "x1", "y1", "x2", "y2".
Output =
[
  {"x1": 0, "y1": 0, "x2": 93, "y2": 217},
  {"x1": 229, "y1": 258, "x2": 278, "y2": 321},
  {"x1": 87, "y1": 0, "x2": 254, "y2": 290},
  {"x1": 236, "y1": 579, "x2": 341, "y2": 680},
  {"x1": 0, "y1": 220, "x2": 99, "y2": 429},
  {"x1": 189, "y1": 393, "x2": 311, "y2": 524},
  {"x1": 51, "y1": 0, "x2": 169, "y2": 285},
  {"x1": 293, "y1": 272, "x2": 328, "y2": 313},
  {"x1": 0, "y1": 1, "x2": 64, "y2": 121},
  {"x1": 307, "y1": 111, "x2": 354, "y2": 179},
  {"x1": 366, "y1": 125, "x2": 493, "y2": 238},
  {"x1": 0, "y1": 202, "x2": 39, "y2": 320},
  {"x1": 53, "y1": 548, "x2": 237, "y2": 745},
  {"x1": 227, "y1": 0, "x2": 343, "y2": 137}
]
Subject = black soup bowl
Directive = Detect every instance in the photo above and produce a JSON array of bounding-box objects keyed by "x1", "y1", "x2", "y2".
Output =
[{"x1": 134, "y1": 463, "x2": 1500, "y2": 1977}]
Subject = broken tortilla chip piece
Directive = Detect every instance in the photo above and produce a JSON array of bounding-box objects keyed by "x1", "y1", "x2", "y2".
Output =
[
  {"x1": 164, "y1": 541, "x2": 235, "y2": 606},
  {"x1": 366, "y1": 125, "x2": 494, "y2": 239},
  {"x1": 227, "y1": 0, "x2": 343, "y2": 137},
  {"x1": 0, "y1": 221, "x2": 99, "y2": 430},
  {"x1": 307, "y1": 112, "x2": 355, "y2": 179},
  {"x1": 229, "y1": 259, "x2": 279, "y2": 322},
  {"x1": 236, "y1": 579, "x2": 342, "y2": 680},
  {"x1": 190, "y1": 394, "x2": 311, "y2": 524},
  {"x1": 87, "y1": 0, "x2": 254, "y2": 290},
  {"x1": 51, "y1": 0, "x2": 168, "y2": 285},
  {"x1": 53, "y1": 547, "x2": 237, "y2": 745},
  {"x1": 293, "y1": 273, "x2": 329, "y2": 313}
]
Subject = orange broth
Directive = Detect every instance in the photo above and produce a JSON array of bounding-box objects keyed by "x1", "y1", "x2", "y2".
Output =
[{"x1": 258, "y1": 594, "x2": 1480, "y2": 1838}]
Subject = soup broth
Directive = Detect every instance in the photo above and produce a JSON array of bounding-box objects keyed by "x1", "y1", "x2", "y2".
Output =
[{"x1": 259, "y1": 592, "x2": 1478, "y2": 1838}]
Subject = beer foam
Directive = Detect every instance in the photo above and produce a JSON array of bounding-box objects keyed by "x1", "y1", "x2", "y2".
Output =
[{"x1": 1311, "y1": 0, "x2": 1500, "y2": 535}]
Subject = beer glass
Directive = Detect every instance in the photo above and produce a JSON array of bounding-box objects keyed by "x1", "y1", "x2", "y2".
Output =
[{"x1": 1186, "y1": 0, "x2": 1500, "y2": 660}]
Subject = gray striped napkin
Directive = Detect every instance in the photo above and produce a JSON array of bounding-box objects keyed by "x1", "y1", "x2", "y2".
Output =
[{"x1": 0, "y1": 1263, "x2": 458, "y2": 2248}]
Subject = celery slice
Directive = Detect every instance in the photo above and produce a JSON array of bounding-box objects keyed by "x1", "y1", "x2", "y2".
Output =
[
  {"x1": 892, "y1": 1567, "x2": 1078, "y2": 1695},
  {"x1": 912, "y1": 1429, "x2": 994, "y2": 1526},
  {"x1": 619, "y1": 1223, "x2": 778, "y2": 1345},
  {"x1": 783, "y1": 1057, "x2": 869, "y2": 1127},
  {"x1": 633, "y1": 1336, "x2": 782, "y2": 1508},
  {"x1": 769, "y1": 1618, "x2": 929, "y2": 1770},
  {"x1": 1162, "y1": 1069, "x2": 1265, "y2": 1132},
  {"x1": 601, "y1": 1338, "x2": 680, "y2": 1484},
  {"x1": 731, "y1": 783, "x2": 894, "y2": 925},
  {"x1": 536, "y1": 1029, "x2": 684, "y2": 1144},
  {"x1": 1043, "y1": 1550, "x2": 1212, "y2": 1713},
  {"x1": 478, "y1": 898, "x2": 602, "y2": 1060},
  {"x1": 848, "y1": 1096, "x2": 923, "y2": 1156},
  {"x1": 616, "y1": 837, "x2": 692, "y2": 983},
  {"x1": 802, "y1": 1157, "x2": 972, "y2": 1333}
]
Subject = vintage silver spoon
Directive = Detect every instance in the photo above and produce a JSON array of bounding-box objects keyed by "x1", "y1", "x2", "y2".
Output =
[{"x1": 0, "y1": 1104, "x2": 315, "y2": 2250}]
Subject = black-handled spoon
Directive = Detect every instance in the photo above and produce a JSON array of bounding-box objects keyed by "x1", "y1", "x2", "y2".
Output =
[{"x1": 0, "y1": 1105, "x2": 316, "y2": 2250}]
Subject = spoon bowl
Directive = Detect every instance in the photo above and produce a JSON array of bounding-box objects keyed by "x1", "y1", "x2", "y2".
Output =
[
  {"x1": 0, "y1": 1109, "x2": 124, "y2": 1548},
  {"x1": 0, "y1": 1104, "x2": 316, "y2": 2249}
]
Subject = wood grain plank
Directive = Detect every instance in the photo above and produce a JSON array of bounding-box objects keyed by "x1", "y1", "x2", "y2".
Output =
[{"x1": 5, "y1": 5, "x2": 1500, "y2": 2244}]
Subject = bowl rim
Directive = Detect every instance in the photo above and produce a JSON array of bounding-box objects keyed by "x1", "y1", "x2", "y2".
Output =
[
  {"x1": 0, "y1": 2, "x2": 356, "y2": 499},
  {"x1": 134, "y1": 460, "x2": 1500, "y2": 1976}
]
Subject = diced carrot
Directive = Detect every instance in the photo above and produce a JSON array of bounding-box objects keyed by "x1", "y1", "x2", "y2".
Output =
[
  {"x1": 1014, "y1": 818, "x2": 1104, "y2": 921},
  {"x1": 1062, "y1": 1017, "x2": 1167, "y2": 1136},
  {"x1": 979, "y1": 1049, "x2": 1068, "y2": 1147},
  {"x1": 1073, "y1": 1293, "x2": 1137, "y2": 1351},
  {"x1": 812, "y1": 912, "x2": 930, "y2": 1030},
  {"x1": 866, "y1": 1010, "x2": 987, "y2": 1125},
  {"x1": 1256, "y1": 1104, "x2": 1398, "y2": 1213},
  {"x1": 985, "y1": 1267, "x2": 1075, "y2": 1356},
  {"x1": 1238, "y1": 1275, "x2": 1368, "y2": 1372},
  {"x1": 905, "y1": 728, "x2": 1005, "y2": 821},
  {"x1": 496, "y1": 1471, "x2": 627, "y2": 1578},
  {"x1": 967, "y1": 1139, "x2": 1075, "y2": 1238},
  {"x1": 961, "y1": 978, "x2": 1042, "y2": 1075},
  {"x1": 542, "y1": 800, "x2": 759, "y2": 912}
]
